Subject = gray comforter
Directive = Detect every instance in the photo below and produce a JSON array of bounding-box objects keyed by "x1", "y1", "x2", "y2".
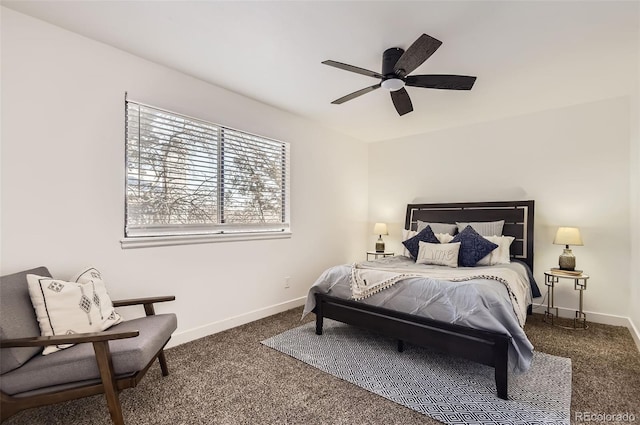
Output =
[{"x1": 302, "y1": 256, "x2": 535, "y2": 373}]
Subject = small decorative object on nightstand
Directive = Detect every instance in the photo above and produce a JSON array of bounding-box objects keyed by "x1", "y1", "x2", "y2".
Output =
[
  {"x1": 553, "y1": 227, "x2": 583, "y2": 271},
  {"x1": 373, "y1": 223, "x2": 388, "y2": 253},
  {"x1": 367, "y1": 251, "x2": 394, "y2": 261},
  {"x1": 543, "y1": 269, "x2": 589, "y2": 329}
]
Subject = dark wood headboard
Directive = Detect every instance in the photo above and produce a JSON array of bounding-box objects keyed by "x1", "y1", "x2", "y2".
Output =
[{"x1": 405, "y1": 200, "x2": 535, "y2": 270}]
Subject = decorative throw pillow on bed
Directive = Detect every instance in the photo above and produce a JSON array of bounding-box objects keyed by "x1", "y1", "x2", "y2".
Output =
[
  {"x1": 436, "y1": 233, "x2": 454, "y2": 243},
  {"x1": 404, "y1": 229, "x2": 453, "y2": 244},
  {"x1": 401, "y1": 229, "x2": 417, "y2": 257},
  {"x1": 455, "y1": 220, "x2": 504, "y2": 237},
  {"x1": 476, "y1": 235, "x2": 515, "y2": 266},
  {"x1": 402, "y1": 226, "x2": 440, "y2": 259},
  {"x1": 451, "y1": 226, "x2": 499, "y2": 267},
  {"x1": 416, "y1": 221, "x2": 457, "y2": 235},
  {"x1": 416, "y1": 241, "x2": 460, "y2": 268},
  {"x1": 26, "y1": 268, "x2": 122, "y2": 355}
]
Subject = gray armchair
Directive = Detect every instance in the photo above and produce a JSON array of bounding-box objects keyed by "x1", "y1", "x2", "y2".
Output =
[{"x1": 0, "y1": 267, "x2": 177, "y2": 425}]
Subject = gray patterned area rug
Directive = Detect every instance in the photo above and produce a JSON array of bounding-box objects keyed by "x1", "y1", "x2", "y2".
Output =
[{"x1": 262, "y1": 319, "x2": 571, "y2": 425}]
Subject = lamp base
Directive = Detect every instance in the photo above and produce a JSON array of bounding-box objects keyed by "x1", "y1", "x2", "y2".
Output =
[
  {"x1": 375, "y1": 236, "x2": 385, "y2": 253},
  {"x1": 558, "y1": 248, "x2": 576, "y2": 271}
]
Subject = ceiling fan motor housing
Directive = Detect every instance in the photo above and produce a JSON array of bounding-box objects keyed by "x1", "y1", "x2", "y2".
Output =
[
  {"x1": 382, "y1": 48, "x2": 405, "y2": 78},
  {"x1": 381, "y1": 48, "x2": 406, "y2": 91}
]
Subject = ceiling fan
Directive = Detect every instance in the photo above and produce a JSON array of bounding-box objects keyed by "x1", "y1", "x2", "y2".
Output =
[{"x1": 322, "y1": 33, "x2": 476, "y2": 116}]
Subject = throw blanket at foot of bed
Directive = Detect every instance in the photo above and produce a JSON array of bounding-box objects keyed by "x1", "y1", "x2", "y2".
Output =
[
  {"x1": 350, "y1": 266, "x2": 424, "y2": 299},
  {"x1": 350, "y1": 262, "x2": 530, "y2": 328}
]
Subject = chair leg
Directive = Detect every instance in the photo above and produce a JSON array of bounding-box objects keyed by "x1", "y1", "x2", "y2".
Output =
[
  {"x1": 1, "y1": 392, "x2": 20, "y2": 421},
  {"x1": 158, "y1": 350, "x2": 169, "y2": 376},
  {"x1": 92, "y1": 341, "x2": 125, "y2": 425},
  {"x1": 143, "y1": 304, "x2": 169, "y2": 377}
]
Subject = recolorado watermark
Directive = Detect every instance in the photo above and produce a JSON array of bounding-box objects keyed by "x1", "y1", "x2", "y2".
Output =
[{"x1": 575, "y1": 411, "x2": 636, "y2": 423}]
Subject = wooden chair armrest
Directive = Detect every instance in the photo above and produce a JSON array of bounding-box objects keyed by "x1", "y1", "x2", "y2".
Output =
[
  {"x1": 0, "y1": 329, "x2": 139, "y2": 348},
  {"x1": 113, "y1": 295, "x2": 175, "y2": 317},
  {"x1": 112, "y1": 295, "x2": 175, "y2": 308}
]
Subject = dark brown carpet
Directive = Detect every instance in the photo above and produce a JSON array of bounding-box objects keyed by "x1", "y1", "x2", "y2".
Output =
[{"x1": 4, "y1": 307, "x2": 639, "y2": 424}]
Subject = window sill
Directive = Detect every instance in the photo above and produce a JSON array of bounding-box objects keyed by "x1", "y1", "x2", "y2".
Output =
[{"x1": 120, "y1": 231, "x2": 292, "y2": 249}]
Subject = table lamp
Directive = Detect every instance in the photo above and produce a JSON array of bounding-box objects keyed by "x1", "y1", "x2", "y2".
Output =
[
  {"x1": 373, "y1": 223, "x2": 388, "y2": 253},
  {"x1": 553, "y1": 227, "x2": 583, "y2": 271}
]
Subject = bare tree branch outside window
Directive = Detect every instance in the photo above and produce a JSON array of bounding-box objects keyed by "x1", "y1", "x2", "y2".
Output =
[{"x1": 125, "y1": 101, "x2": 289, "y2": 238}]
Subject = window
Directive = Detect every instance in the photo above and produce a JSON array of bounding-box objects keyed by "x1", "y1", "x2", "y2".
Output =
[{"x1": 125, "y1": 99, "x2": 290, "y2": 242}]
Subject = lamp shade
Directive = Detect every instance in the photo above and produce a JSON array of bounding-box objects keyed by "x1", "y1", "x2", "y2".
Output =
[
  {"x1": 373, "y1": 222, "x2": 388, "y2": 235},
  {"x1": 553, "y1": 227, "x2": 583, "y2": 246}
]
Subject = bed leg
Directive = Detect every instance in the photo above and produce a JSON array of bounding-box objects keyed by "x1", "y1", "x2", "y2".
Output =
[
  {"x1": 495, "y1": 339, "x2": 509, "y2": 400},
  {"x1": 397, "y1": 340, "x2": 404, "y2": 352},
  {"x1": 315, "y1": 315, "x2": 323, "y2": 335},
  {"x1": 315, "y1": 297, "x2": 324, "y2": 335},
  {"x1": 495, "y1": 367, "x2": 508, "y2": 400}
]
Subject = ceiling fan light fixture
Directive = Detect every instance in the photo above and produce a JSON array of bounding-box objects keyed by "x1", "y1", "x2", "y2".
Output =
[{"x1": 381, "y1": 78, "x2": 405, "y2": 91}]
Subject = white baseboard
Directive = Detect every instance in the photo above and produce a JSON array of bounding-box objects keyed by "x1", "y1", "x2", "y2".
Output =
[
  {"x1": 167, "y1": 299, "x2": 640, "y2": 353},
  {"x1": 531, "y1": 303, "x2": 640, "y2": 352},
  {"x1": 531, "y1": 303, "x2": 629, "y2": 326},
  {"x1": 166, "y1": 296, "x2": 306, "y2": 349},
  {"x1": 628, "y1": 318, "x2": 640, "y2": 353}
]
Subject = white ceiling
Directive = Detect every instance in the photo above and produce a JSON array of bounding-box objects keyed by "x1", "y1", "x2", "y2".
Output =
[{"x1": 2, "y1": 1, "x2": 638, "y2": 142}]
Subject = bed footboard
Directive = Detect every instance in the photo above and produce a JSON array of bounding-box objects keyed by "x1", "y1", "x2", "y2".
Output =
[{"x1": 314, "y1": 293, "x2": 510, "y2": 400}]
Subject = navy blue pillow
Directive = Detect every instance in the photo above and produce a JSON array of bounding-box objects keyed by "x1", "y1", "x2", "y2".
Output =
[
  {"x1": 451, "y1": 225, "x2": 499, "y2": 267},
  {"x1": 403, "y1": 226, "x2": 439, "y2": 259}
]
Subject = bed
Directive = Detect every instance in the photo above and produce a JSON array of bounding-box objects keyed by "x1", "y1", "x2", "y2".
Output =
[{"x1": 304, "y1": 200, "x2": 537, "y2": 400}]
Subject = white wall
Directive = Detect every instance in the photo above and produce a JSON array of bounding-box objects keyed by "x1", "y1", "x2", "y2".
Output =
[
  {"x1": 630, "y1": 5, "x2": 640, "y2": 343},
  {"x1": 368, "y1": 97, "x2": 633, "y2": 320},
  {"x1": 630, "y1": 43, "x2": 640, "y2": 339},
  {"x1": 0, "y1": 8, "x2": 368, "y2": 344},
  {"x1": 2, "y1": 6, "x2": 637, "y2": 346}
]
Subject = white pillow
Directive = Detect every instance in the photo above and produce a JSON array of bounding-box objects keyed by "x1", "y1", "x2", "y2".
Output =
[
  {"x1": 416, "y1": 241, "x2": 460, "y2": 268},
  {"x1": 27, "y1": 268, "x2": 122, "y2": 355},
  {"x1": 401, "y1": 229, "x2": 417, "y2": 257},
  {"x1": 416, "y1": 221, "x2": 457, "y2": 235},
  {"x1": 476, "y1": 235, "x2": 515, "y2": 266},
  {"x1": 404, "y1": 229, "x2": 454, "y2": 255},
  {"x1": 436, "y1": 233, "x2": 454, "y2": 243},
  {"x1": 456, "y1": 220, "x2": 504, "y2": 237}
]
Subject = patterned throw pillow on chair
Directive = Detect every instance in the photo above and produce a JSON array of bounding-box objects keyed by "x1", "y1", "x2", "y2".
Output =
[{"x1": 26, "y1": 267, "x2": 122, "y2": 355}]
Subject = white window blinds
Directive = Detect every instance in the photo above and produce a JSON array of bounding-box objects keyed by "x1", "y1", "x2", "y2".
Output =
[{"x1": 125, "y1": 100, "x2": 290, "y2": 238}]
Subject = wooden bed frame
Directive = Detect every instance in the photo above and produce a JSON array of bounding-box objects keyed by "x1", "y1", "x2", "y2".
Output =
[{"x1": 313, "y1": 200, "x2": 535, "y2": 400}]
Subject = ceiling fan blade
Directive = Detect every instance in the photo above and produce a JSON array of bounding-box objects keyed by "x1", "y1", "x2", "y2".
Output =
[
  {"x1": 322, "y1": 60, "x2": 383, "y2": 79},
  {"x1": 393, "y1": 34, "x2": 442, "y2": 78},
  {"x1": 406, "y1": 74, "x2": 477, "y2": 90},
  {"x1": 390, "y1": 88, "x2": 413, "y2": 116},
  {"x1": 331, "y1": 83, "x2": 381, "y2": 104}
]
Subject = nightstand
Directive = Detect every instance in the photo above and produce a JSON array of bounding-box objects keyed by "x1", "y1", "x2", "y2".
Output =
[
  {"x1": 366, "y1": 251, "x2": 394, "y2": 261},
  {"x1": 543, "y1": 270, "x2": 589, "y2": 329}
]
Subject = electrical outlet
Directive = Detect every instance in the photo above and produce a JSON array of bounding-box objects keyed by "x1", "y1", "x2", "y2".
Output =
[{"x1": 284, "y1": 276, "x2": 290, "y2": 289}]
